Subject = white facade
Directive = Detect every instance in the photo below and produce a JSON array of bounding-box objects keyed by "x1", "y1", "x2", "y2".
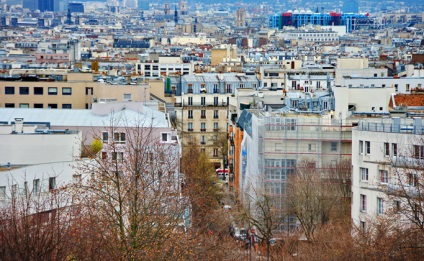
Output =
[
  {"x1": 334, "y1": 85, "x2": 394, "y2": 120},
  {"x1": 0, "y1": 121, "x2": 82, "y2": 166},
  {"x1": 136, "y1": 62, "x2": 194, "y2": 77},
  {"x1": 351, "y1": 117, "x2": 424, "y2": 229}
]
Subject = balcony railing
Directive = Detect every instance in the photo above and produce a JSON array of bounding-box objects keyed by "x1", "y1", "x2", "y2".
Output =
[
  {"x1": 200, "y1": 141, "x2": 206, "y2": 145},
  {"x1": 201, "y1": 115, "x2": 206, "y2": 119},
  {"x1": 187, "y1": 129, "x2": 193, "y2": 132},
  {"x1": 174, "y1": 102, "x2": 227, "y2": 107},
  {"x1": 200, "y1": 128, "x2": 206, "y2": 132},
  {"x1": 213, "y1": 128, "x2": 219, "y2": 132}
]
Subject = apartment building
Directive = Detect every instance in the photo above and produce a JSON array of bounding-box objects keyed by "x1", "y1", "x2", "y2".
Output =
[
  {"x1": 0, "y1": 102, "x2": 177, "y2": 147},
  {"x1": 0, "y1": 71, "x2": 150, "y2": 109},
  {"x1": 259, "y1": 63, "x2": 334, "y2": 91},
  {"x1": 334, "y1": 84, "x2": 395, "y2": 119},
  {"x1": 351, "y1": 117, "x2": 424, "y2": 230},
  {"x1": 135, "y1": 56, "x2": 195, "y2": 77},
  {"x1": 237, "y1": 110, "x2": 352, "y2": 230},
  {"x1": 174, "y1": 73, "x2": 259, "y2": 168}
]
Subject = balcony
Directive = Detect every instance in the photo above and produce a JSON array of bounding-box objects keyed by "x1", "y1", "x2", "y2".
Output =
[
  {"x1": 187, "y1": 129, "x2": 193, "y2": 132},
  {"x1": 213, "y1": 129, "x2": 219, "y2": 132},
  {"x1": 200, "y1": 141, "x2": 206, "y2": 145},
  {"x1": 188, "y1": 89, "x2": 193, "y2": 93},
  {"x1": 200, "y1": 129, "x2": 206, "y2": 132},
  {"x1": 176, "y1": 102, "x2": 227, "y2": 107},
  {"x1": 201, "y1": 115, "x2": 206, "y2": 119},
  {"x1": 213, "y1": 116, "x2": 219, "y2": 119}
]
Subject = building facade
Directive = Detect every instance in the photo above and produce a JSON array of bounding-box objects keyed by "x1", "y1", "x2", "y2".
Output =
[{"x1": 351, "y1": 117, "x2": 424, "y2": 230}]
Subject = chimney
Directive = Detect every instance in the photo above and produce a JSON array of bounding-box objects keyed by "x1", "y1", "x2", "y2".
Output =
[{"x1": 14, "y1": 118, "x2": 24, "y2": 133}]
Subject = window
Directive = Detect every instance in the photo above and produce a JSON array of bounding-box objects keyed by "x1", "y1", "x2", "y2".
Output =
[
  {"x1": 360, "y1": 167, "x2": 369, "y2": 181},
  {"x1": 102, "y1": 132, "x2": 108, "y2": 142},
  {"x1": 0, "y1": 186, "x2": 5, "y2": 198},
  {"x1": 394, "y1": 200, "x2": 401, "y2": 213},
  {"x1": 112, "y1": 152, "x2": 124, "y2": 162},
  {"x1": 19, "y1": 87, "x2": 29, "y2": 95},
  {"x1": 377, "y1": 197, "x2": 384, "y2": 215},
  {"x1": 101, "y1": 152, "x2": 107, "y2": 159},
  {"x1": 161, "y1": 133, "x2": 168, "y2": 142},
  {"x1": 48, "y1": 87, "x2": 58, "y2": 95},
  {"x1": 188, "y1": 122, "x2": 193, "y2": 131},
  {"x1": 5, "y1": 86, "x2": 14, "y2": 94},
  {"x1": 201, "y1": 110, "x2": 206, "y2": 118},
  {"x1": 200, "y1": 148, "x2": 206, "y2": 154},
  {"x1": 331, "y1": 142, "x2": 337, "y2": 151},
  {"x1": 34, "y1": 103, "x2": 43, "y2": 108},
  {"x1": 213, "y1": 83, "x2": 219, "y2": 93},
  {"x1": 73, "y1": 174, "x2": 82, "y2": 183},
  {"x1": 62, "y1": 104, "x2": 72, "y2": 109},
  {"x1": 48, "y1": 104, "x2": 58, "y2": 109},
  {"x1": 380, "y1": 170, "x2": 388, "y2": 183},
  {"x1": 359, "y1": 140, "x2": 364, "y2": 154},
  {"x1": 34, "y1": 87, "x2": 43, "y2": 95},
  {"x1": 19, "y1": 103, "x2": 29, "y2": 108},
  {"x1": 123, "y1": 93, "x2": 131, "y2": 100},
  {"x1": 406, "y1": 84, "x2": 410, "y2": 92},
  {"x1": 213, "y1": 122, "x2": 219, "y2": 130},
  {"x1": 365, "y1": 141, "x2": 371, "y2": 155},
  {"x1": 213, "y1": 148, "x2": 219, "y2": 157},
  {"x1": 23, "y1": 181, "x2": 28, "y2": 195},
  {"x1": 62, "y1": 87, "x2": 72, "y2": 95},
  {"x1": 188, "y1": 84, "x2": 193, "y2": 93},
  {"x1": 239, "y1": 83, "x2": 244, "y2": 88},
  {"x1": 226, "y1": 84, "x2": 232, "y2": 93},
  {"x1": 214, "y1": 110, "x2": 219, "y2": 119},
  {"x1": 361, "y1": 221, "x2": 366, "y2": 231},
  {"x1": 323, "y1": 101, "x2": 329, "y2": 110},
  {"x1": 188, "y1": 97, "x2": 193, "y2": 105},
  {"x1": 49, "y1": 177, "x2": 56, "y2": 191},
  {"x1": 114, "y1": 132, "x2": 126, "y2": 144},
  {"x1": 200, "y1": 135, "x2": 206, "y2": 145},
  {"x1": 201, "y1": 97, "x2": 206, "y2": 106},
  {"x1": 384, "y1": 142, "x2": 390, "y2": 157},
  {"x1": 413, "y1": 145, "x2": 424, "y2": 159},
  {"x1": 214, "y1": 97, "x2": 218, "y2": 106},
  {"x1": 33, "y1": 179, "x2": 40, "y2": 194},
  {"x1": 408, "y1": 173, "x2": 418, "y2": 187},
  {"x1": 85, "y1": 87, "x2": 93, "y2": 95},
  {"x1": 308, "y1": 144, "x2": 316, "y2": 151},
  {"x1": 5, "y1": 103, "x2": 15, "y2": 108},
  {"x1": 360, "y1": 194, "x2": 367, "y2": 212},
  {"x1": 200, "y1": 122, "x2": 206, "y2": 131},
  {"x1": 392, "y1": 143, "x2": 398, "y2": 157},
  {"x1": 11, "y1": 185, "x2": 17, "y2": 198},
  {"x1": 394, "y1": 84, "x2": 398, "y2": 92},
  {"x1": 188, "y1": 110, "x2": 193, "y2": 119}
]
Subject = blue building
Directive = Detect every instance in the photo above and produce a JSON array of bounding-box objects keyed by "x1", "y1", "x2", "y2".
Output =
[
  {"x1": 69, "y1": 2, "x2": 84, "y2": 13},
  {"x1": 268, "y1": 11, "x2": 370, "y2": 33}
]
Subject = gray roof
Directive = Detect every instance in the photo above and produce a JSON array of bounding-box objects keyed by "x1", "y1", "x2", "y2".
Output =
[{"x1": 0, "y1": 107, "x2": 169, "y2": 128}]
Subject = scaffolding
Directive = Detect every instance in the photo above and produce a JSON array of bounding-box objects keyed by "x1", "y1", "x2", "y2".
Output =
[{"x1": 239, "y1": 110, "x2": 352, "y2": 231}]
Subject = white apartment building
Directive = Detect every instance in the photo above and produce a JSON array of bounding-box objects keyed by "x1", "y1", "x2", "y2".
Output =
[{"x1": 352, "y1": 117, "x2": 424, "y2": 230}]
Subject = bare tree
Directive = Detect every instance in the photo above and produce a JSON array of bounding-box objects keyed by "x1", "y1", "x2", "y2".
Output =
[
  {"x1": 241, "y1": 181, "x2": 287, "y2": 261},
  {"x1": 287, "y1": 159, "x2": 341, "y2": 241},
  {"x1": 74, "y1": 116, "x2": 189, "y2": 260},
  {"x1": 0, "y1": 184, "x2": 77, "y2": 260}
]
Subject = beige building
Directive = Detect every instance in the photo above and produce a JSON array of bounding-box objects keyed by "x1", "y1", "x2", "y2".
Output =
[
  {"x1": 0, "y1": 71, "x2": 150, "y2": 109},
  {"x1": 210, "y1": 44, "x2": 238, "y2": 67}
]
